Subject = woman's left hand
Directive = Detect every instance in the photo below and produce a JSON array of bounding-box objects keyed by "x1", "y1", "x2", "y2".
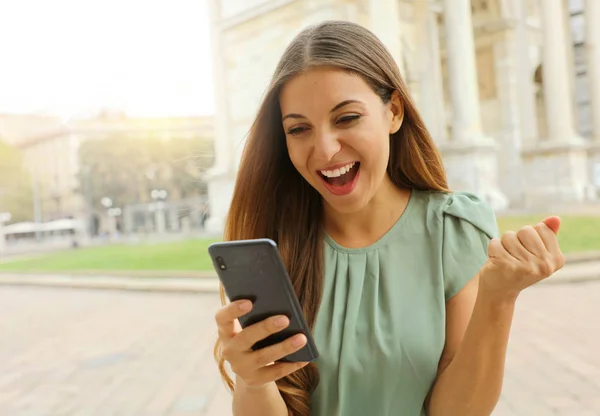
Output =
[{"x1": 479, "y1": 216, "x2": 565, "y2": 301}]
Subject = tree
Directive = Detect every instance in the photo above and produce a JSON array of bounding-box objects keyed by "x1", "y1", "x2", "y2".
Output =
[
  {"x1": 162, "y1": 136, "x2": 214, "y2": 198},
  {"x1": 76, "y1": 134, "x2": 214, "y2": 211},
  {"x1": 0, "y1": 140, "x2": 33, "y2": 223}
]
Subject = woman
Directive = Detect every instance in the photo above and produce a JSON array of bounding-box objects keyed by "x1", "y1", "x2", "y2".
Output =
[{"x1": 213, "y1": 20, "x2": 564, "y2": 416}]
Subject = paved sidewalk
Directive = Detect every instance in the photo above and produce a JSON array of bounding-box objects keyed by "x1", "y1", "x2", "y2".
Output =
[
  {"x1": 1, "y1": 283, "x2": 599, "y2": 415},
  {"x1": 0, "y1": 259, "x2": 598, "y2": 294}
]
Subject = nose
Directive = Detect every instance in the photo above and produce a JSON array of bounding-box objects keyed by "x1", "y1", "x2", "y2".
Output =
[{"x1": 313, "y1": 128, "x2": 342, "y2": 162}]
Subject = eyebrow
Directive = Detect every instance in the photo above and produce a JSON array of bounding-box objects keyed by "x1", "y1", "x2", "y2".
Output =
[{"x1": 281, "y1": 99, "x2": 365, "y2": 122}]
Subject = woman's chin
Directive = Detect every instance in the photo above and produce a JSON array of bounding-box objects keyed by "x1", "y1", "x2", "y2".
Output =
[{"x1": 321, "y1": 191, "x2": 367, "y2": 215}]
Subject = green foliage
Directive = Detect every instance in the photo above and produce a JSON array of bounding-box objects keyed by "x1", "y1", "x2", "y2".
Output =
[
  {"x1": 76, "y1": 135, "x2": 213, "y2": 210},
  {"x1": 0, "y1": 140, "x2": 33, "y2": 222},
  {"x1": 0, "y1": 238, "x2": 220, "y2": 272}
]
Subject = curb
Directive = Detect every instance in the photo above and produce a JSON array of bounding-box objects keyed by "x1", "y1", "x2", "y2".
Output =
[
  {"x1": 0, "y1": 275, "x2": 220, "y2": 294},
  {"x1": 564, "y1": 251, "x2": 600, "y2": 264},
  {"x1": 1, "y1": 261, "x2": 599, "y2": 294},
  {"x1": 0, "y1": 269, "x2": 217, "y2": 279},
  {"x1": 540, "y1": 261, "x2": 600, "y2": 286}
]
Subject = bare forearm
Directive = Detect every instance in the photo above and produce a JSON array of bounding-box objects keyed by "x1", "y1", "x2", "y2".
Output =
[
  {"x1": 233, "y1": 379, "x2": 289, "y2": 416},
  {"x1": 428, "y1": 290, "x2": 516, "y2": 416}
]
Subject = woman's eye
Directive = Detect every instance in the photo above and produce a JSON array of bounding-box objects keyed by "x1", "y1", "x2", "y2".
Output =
[
  {"x1": 337, "y1": 115, "x2": 360, "y2": 125},
  {"x1": 287, "y1": 126, "x2": 308, "y2": 136}
]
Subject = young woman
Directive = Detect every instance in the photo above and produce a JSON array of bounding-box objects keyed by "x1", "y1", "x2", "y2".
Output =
[{"x1": 213, "y1": 20, "x2": 564, "y2": 416}]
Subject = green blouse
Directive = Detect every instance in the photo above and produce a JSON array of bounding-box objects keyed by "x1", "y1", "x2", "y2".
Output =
[{"x1": 311, "y1": 190, "x2": 498, "y2": 415}]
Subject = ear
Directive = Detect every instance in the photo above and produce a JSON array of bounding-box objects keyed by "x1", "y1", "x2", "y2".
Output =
[{"x1": 388, "y1": 90, "x2": 404, "y2": 135}]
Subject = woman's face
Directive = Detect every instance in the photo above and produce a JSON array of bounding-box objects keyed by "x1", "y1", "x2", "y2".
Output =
[{"x1": 280, "y1": 66, "x2": 403, "y2": 214}]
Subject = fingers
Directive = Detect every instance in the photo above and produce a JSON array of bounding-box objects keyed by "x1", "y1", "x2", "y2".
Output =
[
  {"x1": 535, "y1": 222, "x2": 565, "y2": 270},
  {"x1": 534, "y1": 221, "x2": 562, "y2": 254},
  {"x1": 234, "y1": 315, "x2": 290, "y2": 351},
  {"x1": 542, "y1": 216, "x2": 561, "y2": 235},
  {"x1": 215, "y1": 300, "x2": 253, "y2": 341},
  {"x1": 493, "y1": 220, "x2": 565, "y2": 277},
  {"x1": 215, "y1": 302, "x2": 310, "y2": 389},
  {"x1": 496, "y1": 223, "x2": 561, "y2": 261},
  {"x1": 516, "y1": 226, "x2": 547, "y2": 257},
  {"x1": 487, "y1": 237, "x2": 505, "y2": 259},
  {"x1": 226, "y1": 333, "x2": 309, "y2": 387},
  {"x1": 251, "y1": 333, "x2": 308, "y2": 368},
  {"x1": 500, "y1": 231, "x2": 534, "y2": 261}
]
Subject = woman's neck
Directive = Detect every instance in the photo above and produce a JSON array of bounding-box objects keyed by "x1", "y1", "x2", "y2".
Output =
[{"x1": 323, "y1": 175, "x2": 411, "y2": 249}]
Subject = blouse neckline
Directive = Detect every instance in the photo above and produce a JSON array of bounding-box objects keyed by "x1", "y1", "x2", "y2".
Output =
[{"x1": 323, "y1": 189, "x2": 417, "y2": 254}]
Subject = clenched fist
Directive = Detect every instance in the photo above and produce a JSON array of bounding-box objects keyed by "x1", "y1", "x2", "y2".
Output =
[{"x1": 479, "y1": 216, "x2": 565, "y2": 300}]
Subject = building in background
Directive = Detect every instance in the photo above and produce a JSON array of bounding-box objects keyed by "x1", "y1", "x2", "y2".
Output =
[
  {"x1": 0, "y1": 112, "x2": 214, "y2": 237},
  {"x1": 0, "y1": 114, "x2": 63, "y2": 146},
  {"x1": 205, "y1": 0, "x2": 600, "y2": 232}
]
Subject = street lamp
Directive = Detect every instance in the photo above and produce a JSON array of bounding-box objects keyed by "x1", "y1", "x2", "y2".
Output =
[
  {"x1": 106, "y1": 207, "x2": 121, "y2": 238},
  {"x1": 101, "y1": 197, "x2": 113, "y2": 208},
  {"x1": 100, "y1": 197, "x2": 117, "y2": 237}
]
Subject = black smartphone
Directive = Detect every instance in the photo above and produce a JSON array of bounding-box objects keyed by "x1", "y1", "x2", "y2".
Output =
[{"x1": 208, "y1": 238, "x2": 319, "y2": 362}]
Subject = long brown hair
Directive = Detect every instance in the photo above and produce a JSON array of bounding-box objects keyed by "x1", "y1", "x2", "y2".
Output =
[{"x1": 214, "y1": 20, "x2": 449, "y2": 415}]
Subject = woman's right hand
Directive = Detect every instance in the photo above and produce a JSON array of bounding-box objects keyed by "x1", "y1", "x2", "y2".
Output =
[{"x1": 215, "y1": 299, "x2": 310, "y2": 389}]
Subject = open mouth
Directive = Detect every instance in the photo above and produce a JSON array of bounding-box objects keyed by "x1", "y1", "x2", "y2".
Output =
[{"x1": 318, "y1": 162, "x2": 360, "y2": 196}]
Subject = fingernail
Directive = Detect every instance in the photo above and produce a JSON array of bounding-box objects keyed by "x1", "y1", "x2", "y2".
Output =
[
  {"x1": 291, "y1": 334, "x2": 306, "y2": 347},
  {"x1": 274, "y1": 316, "x2": 289, "y2": 328},
  {"x1": 238, "y1": 301, "x2": 252, "y2": 312}
]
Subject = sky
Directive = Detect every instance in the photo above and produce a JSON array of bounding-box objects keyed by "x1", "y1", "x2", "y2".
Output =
[{"x1": 0, "y1": 0, "x2": 214, "y2": 118}]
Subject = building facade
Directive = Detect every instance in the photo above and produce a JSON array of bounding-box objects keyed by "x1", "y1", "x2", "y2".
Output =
[
  {"x1": 1, "y1": 113, "x2": 214, "y2": 234},
  {"x1": 205, "y1": 0, "x2": 600, "y2": 232}
]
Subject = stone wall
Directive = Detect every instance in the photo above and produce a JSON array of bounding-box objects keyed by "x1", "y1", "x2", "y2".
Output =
[
  {"x1": 207, "y1": 0, "x2": 598, "y2": 226},
  {"x1": 218, "y1": 0, "x2": 370, "y2": 172}
]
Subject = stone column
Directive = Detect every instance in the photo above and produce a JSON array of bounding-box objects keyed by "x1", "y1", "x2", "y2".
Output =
[
  {"x1": 586, "y1": 0, "x2": 600, "y2": 194},
  {"x1": 513, "y1": 0, "x2": 538, "y2": 148},
  {"x1": 442, "y1": 0, "x2": 486, "y2": 143},
  {"x1": 440, "y1": 0, "x2": 507, "y2": 210},
  {"x1": 521, "y1": 0, "x2": 589, "y2": 208},
  {"x1": 540, "y1": 0, "x2": 582, "y2": 143},
  {"x1": 492, "y1": 0, "x2": 539, "y2": 208},
  {"x1": 416, "y1": 1, "x2": 447, "y2": 144},
  {"x1": 207, "y1": 0, "x2": 231, "y2": 176},
  {"x1": 587, "y1": 0, "x2": 600, "y2": 142},
  {"x1": 369, "y1": 0, "x2": 405, "y2": 76},
  {"x1": 205, "y1": 0, "x2": 236, "y2": 234},
  {"x1": 494, "y1": 38, "x2": 522, "y2": 207}
]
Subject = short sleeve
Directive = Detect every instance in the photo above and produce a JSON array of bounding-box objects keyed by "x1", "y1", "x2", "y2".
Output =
[{"x1": 442, "y1": 192, "x2": 499, "y2": 301}]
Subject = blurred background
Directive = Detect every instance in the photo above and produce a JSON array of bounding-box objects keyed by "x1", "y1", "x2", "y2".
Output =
[{"x1": 0, "y1": 0, "x2": 599, "y2": 415}]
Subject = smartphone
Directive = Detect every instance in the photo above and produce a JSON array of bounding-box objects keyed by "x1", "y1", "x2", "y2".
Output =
[{"x1": 208, "y1": 238, "x2": 319, "y2": 362}]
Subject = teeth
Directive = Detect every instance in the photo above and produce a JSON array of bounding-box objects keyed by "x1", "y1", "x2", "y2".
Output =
[{"x1": 320, "y1": 162, "x2": 356, "y2": 178}]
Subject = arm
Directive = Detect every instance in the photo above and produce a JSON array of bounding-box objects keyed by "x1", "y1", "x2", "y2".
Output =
[
  {"x1": 428, "y1": 218, "x2": 564, "y2": 416},
  {"x1": 233, "y1": 379, "x2": 289, "y2": 416},
  {"x1": 426, "y1": 275, "x2": 515, "y2": 416}
]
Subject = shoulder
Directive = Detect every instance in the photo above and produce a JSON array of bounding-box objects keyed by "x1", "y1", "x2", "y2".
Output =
[
  {"x1": 425, "y1": 191, "x2": 498, "y2": 300},
  {"x1": 415, "y1": 190, "x2": 498, "y2": 240}
]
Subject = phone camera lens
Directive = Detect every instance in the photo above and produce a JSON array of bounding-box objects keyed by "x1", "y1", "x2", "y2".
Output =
[{"x1": 216, "y1": 256, "x2": 227, "y2": 271}]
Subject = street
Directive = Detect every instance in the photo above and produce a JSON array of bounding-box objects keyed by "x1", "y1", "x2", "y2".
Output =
[{"x1": 1, "y1": 282, "x2": 599, "y2": 415}]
